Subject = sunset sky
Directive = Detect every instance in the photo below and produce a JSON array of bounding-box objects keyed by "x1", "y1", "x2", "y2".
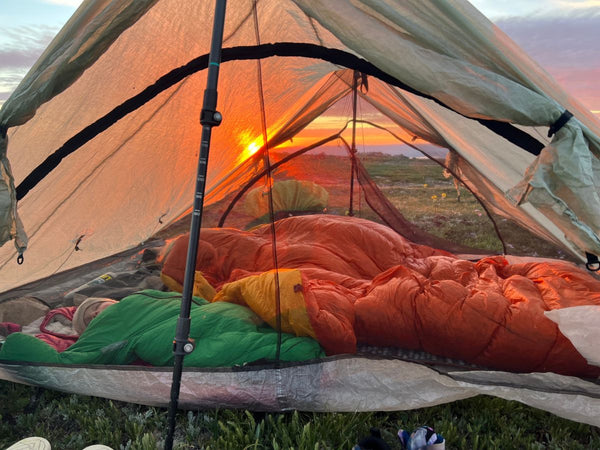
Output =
[{"x1": 0, "y1": 0, "x2": 598, "y2": 120}]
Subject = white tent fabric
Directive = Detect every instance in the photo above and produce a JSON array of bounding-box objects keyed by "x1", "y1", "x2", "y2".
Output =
[
  {"x1": 546, "y1": 306, "x2": 600, "y2": 368},
  {"x1": 1, "y1": 358, "x2": 599, "y2": 427},
  {"x1": 0, "y1": 0, "x2": 159, "y2": 258},
  {"x1": 357, "y1": 80, "x2": 582, "y2": 257},
  {"x1": 0, "y1": 0, "x2": 599, "y2": 292}
]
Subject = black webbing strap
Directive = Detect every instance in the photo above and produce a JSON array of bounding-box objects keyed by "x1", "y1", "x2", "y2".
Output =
[
  {"x1": 14, "y1": 43, "x2": 548, "y2": 201},
  {"x1": 585, "y1": 252, "x2": 600, "y2": 272},
  {"x1": 0, "y1": 125, "x2": 6, "y2": 139},
  {"x1": 548, "y1": 109, "x2": 573, "y2": 137}
]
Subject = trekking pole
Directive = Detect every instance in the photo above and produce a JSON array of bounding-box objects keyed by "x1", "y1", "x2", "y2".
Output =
[{"x1": 164, "y1": 1, "x2": 227, "y2": 448}]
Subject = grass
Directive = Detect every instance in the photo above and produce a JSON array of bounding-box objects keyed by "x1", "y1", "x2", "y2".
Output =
[
  {"x1": 357, "y1": 153, "x2": 572, "y2": 259},
  {"x1": 1, "y1": 152, "x2": 594, "y2": 448},
  {"x1": 1, "y1": 380, "x2": 599, "y2": 449}
]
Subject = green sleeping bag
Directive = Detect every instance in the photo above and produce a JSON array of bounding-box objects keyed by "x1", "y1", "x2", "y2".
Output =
[{"x1": 0, "y1": 290, "x2": 324, "y2": 366}]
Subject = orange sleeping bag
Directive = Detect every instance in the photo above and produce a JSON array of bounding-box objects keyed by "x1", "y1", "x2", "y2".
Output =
[
  {"x1": 354, "y1": 256, "x2": 600, "y2": 376},
  {"x1": 160, "y1": 215, "x2": 600, "y2": 377},
  {"x1": 160, "y1": 215, "x2": 450, "y2": 290}
]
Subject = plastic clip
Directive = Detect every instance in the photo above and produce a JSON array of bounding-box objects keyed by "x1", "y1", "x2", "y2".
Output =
[{"x1": 17, "y1": 253, "x2": 24, "y2": 265}]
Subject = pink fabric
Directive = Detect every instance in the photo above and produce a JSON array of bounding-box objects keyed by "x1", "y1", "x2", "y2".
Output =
[
  {"x1": 36, "y1": 333, "x2": 78, "y2": 352},
  {"x1": 1, "y1": 322, "x2": 22, "y2": 334},
  {"x1": 39, "y1": 306, "x2": 77, "y2": 338},
  {"x1": 35, "y1": 306, "x2": 79, "y2": 352}
]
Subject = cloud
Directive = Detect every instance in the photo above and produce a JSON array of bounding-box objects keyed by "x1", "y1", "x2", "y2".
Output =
[
  {"x1": 555, "y1": 0, "x2": 600, "y2": 10},
  {"x1": 471, "y1": 0, "x2": 600, "y2": 19},
  {"x1": 470, "y1": 0, "x2": 546, "y2": 19},
  {"x1": 495, "y1": 15, "x2": 600, "y2": 67},
  {"x1": 0, "y1": 25, "x2": 59, "y2": 65},
  {"x1": 493, "y1": 14, "x2": 600, "y2": 114},
  {"x1": 42, "y1": 0, "x2": 84, "y2": 6},
  {"x1": 0, "y1": 25, "x2": 59, "y2": 100}
]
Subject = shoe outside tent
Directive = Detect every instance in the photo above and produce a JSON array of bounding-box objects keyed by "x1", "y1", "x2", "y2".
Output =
[{"x1": 0, "y1": 0, "x2": 600, "y2": 432}]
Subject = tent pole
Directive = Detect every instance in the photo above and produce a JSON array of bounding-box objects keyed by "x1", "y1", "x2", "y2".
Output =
[
  {"x1": 348, "y1": 70, "x2": 359, "y2": 216},
  {"x1": 164, "y1": 1, "x2": 227, "y2": 449}
]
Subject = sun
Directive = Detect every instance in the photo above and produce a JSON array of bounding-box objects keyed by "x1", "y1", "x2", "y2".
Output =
[
  {"x1": 235, "y1": 131, "x2": 261, "y2": 162},
  {"x1": 246, "y1": 141, "x2": 261, "y2": 156}
]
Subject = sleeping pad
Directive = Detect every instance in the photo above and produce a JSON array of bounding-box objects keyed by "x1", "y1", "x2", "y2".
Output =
[
  {"x1": 0, "y1": 290, "x2": 324, "y2": 366},
  {"x1": 160, "y1": 215, "x2": 600, "y2": 377}
]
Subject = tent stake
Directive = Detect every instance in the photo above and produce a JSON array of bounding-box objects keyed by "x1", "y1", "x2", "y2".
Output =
[{"x1": 164, "y1": 1, "x2": 227, "y2": 449}]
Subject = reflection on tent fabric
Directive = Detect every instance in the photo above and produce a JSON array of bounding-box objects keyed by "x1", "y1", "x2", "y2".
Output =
[{"x1": 0, "y1": 0, "x2": 600, "y2": 428}]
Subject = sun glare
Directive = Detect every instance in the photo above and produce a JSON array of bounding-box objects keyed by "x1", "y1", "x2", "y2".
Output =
[
  {"x1": 236, "y1": 130, "x2": 267, "y2": 164},
  {"x1": 246, "y1": 141, "x2": 260, "y2": 156}
]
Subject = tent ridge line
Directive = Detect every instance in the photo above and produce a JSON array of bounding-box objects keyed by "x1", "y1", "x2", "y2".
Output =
[{"x1": 15, "y1": 42, "x2": 544, "y2": 201}]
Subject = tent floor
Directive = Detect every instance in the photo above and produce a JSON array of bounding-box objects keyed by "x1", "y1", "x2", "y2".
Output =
[
  {"x1": 1, "y1": 353, "x2": 599, "y2": 428},
  {"x1": 2, "y1": 238, "x2": 599, "y2": 426}
]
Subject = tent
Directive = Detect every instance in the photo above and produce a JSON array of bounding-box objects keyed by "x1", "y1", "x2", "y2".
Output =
[{"x1": 1, "y1": 0, "x2": 600, "y2": 429}]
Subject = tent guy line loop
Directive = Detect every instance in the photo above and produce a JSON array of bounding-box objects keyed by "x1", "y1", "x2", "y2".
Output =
[
  {"x1": 74, "y1": 235, "x2": 85, "y2": 251},
  {"x1": 14, "y1": 43, "x2": 546, "y2": 202}
]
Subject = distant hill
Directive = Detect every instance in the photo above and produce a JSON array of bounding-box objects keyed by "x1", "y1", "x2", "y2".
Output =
[{"x1": 277, "y1": 143, "x2": 448, "y2": 159}]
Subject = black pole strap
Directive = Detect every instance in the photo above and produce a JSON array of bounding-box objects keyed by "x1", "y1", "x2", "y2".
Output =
[
  {"x1": 15, "y1": 43, "x2": 548, "y2": 201},
  {"x1": 585, "y1": 252, "x2": 600, "y2": 272},
  {"x1": 164, "y1": 1, "x2": 227, "y2": 449},
  {"x1": 548, "y1": 110, "x2": 573, "y2": 138}
]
